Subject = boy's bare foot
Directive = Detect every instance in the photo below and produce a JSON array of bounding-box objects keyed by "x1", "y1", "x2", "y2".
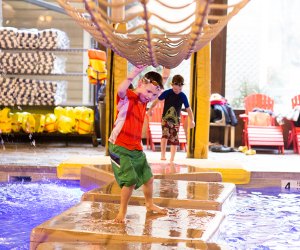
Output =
[
  {"x1": 146, "y1": 204, "x2": 168, "y2": 215},
  {"x1": 161, "y1": 157, "x2": 166, "y2": 160},
  {"x1": 114, "y1": 213, "x2": 126, "y2": 223}
]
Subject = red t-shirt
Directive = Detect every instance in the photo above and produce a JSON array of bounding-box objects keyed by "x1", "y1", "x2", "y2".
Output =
[{"x1": 109, "y1": 89, "x2": 146, "y2": 150}]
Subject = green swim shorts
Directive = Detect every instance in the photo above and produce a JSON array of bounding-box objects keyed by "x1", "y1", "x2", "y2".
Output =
[{"x1": 108, "y1": 143, "x2": 153, "y2": 189}]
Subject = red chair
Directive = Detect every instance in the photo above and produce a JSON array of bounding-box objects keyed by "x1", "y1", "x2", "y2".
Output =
[
  {"x1": 240, "y1": 93, "x2": 284, "y2": 154},
  {"x1": 146, "y1": 101, "x2": 186, "y2": 152},
  {"x1": 287, "y1": 95, "x2": 300, "y2": 154}
]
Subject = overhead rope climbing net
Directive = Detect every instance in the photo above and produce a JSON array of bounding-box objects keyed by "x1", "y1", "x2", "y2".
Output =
[{"x1": 57, "y1": 0, "x2": 249, "y2": 68}]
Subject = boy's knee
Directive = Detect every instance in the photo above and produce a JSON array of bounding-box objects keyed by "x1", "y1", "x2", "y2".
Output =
[{"x1": 145, "y1": 176, "x2": 154, "y2": 185}]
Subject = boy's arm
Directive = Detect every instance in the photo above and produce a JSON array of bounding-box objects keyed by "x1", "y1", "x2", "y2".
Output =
[
  {"x1": 118, "y1": 66, "x2": 145, "y2": 99},
  {"x1": 147, "y1": 89, "x2": 167, "y2": 116},
  {"x1": 147, "y1": 99, "x2": 160, "y2": 116},
  {"x1": 162, "y1": 67, "x2": 171, "y2": 83},
  {"x1": 186, "y1": 107, "x2": 195, "y2": 128}
]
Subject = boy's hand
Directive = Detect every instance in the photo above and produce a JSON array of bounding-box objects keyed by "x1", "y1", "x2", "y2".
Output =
[
  {"x1": 118, "y1": 65, "x2": 147, "y2": 99},
  {"x1": 162, "y1": 67, "x2": 171, "y2": 82},
  {"x1": 147, "y1": 109, "x2": 153, "y2": 117},
  {"x1": 129, "y1": 65, "x2": 146, "y2": 79},
  {"x1": 189, "y1": 120, "x2": 195, "y2": 128}
]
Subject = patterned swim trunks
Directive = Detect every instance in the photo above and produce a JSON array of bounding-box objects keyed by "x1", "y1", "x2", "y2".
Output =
[{"x1": 161, "y1": 119, "x2": 179, "y2": 145}]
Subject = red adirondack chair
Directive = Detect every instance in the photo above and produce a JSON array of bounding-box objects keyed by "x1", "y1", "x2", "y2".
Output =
[
  {"x1": 146, "y1": 101, "x2": 187, "y2": 152},
  {"x1": 287, "y1": 95, "x2": 300, "y2": 154},
  {"x1": 240, "y1": 93, "x2": 284, "y2": 154}
]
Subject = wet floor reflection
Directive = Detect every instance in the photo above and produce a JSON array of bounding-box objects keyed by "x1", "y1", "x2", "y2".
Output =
[
  {"x1": 31, "y1": 201, "x2": 223, "y2": 247},
  {"x1": 91, "y1": 179, "x2": 225, "y2": 201},
  {"x1": 94, "y1": 163, "x2": 214, "y2": 175},
  {"x1": 37, "y1": 241, "x2": 222, "y2": 250},
  {"x1": 30, "y1": 163, "x2": 229, "y2": 249},
  {"x1": 150, "y1": 163, "x2": 214, "y2": 175},
  {"x1": 93, "y1": 164, "x2": 113, "y2": 173},
  {"x1": 81, "y1": 179, "x2": 235, "y2": 211}
]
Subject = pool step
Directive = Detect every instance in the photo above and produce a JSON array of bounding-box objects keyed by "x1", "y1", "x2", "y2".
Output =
[
  {"x1": 35, "y1": 241, "x2": 222, "y2": 250},
  {"x1": 56, "y1": 156, "x2": 250, "y2": 184},
  {"x1": 82, "y1": 179, "x2": 236, "y2": 212},
  {"x1": 30, "y1": 201, "x2": 225, "y2": 249}
]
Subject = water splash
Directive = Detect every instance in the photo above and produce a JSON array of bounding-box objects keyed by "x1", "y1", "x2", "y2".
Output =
[
  {"x1": 0, "y1": 135, "x2": 5, "y2": 150},
  {"x1": 28, "y1": 134, "x2": 36, "y2": 147},
  {"x1": 0, "y1": 180, "x2": 83, "y2": 249}
]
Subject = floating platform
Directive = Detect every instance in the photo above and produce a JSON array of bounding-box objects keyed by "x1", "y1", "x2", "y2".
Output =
[
  {"x1": 79, "y1": 163, "x2": 224, "y2": 190},
  {"x1": 35, "y1": 241, "x2": 222, "y2": 250},
  {"x1": 82, "y1": 179, "x2": 236, "y2": 211},
  {"x1": 175, "y1": 159, "x2": 250, "y2": 184},
  {"x1": 30, "y1": 201, "x2": 224, "y2": 250},
  {"x1": 57, "y1": 156, "x2": 250, "y2": 184},
  {"x1": 57, "y1": 156, "x2": 111, "y2": 180},
  {"x1": 80, "y1": 164, "x2": 115, "y2": 191},
  {"x1": 151, "y1": 163, "x2": 223, "y2": 182}
]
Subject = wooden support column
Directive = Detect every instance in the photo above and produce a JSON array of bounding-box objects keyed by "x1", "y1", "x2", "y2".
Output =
[
  {"x1": 105, "y1": 23, "x2": 128, "y2": 155},
  {"x1": 211, "y1": 0, "x2": 227, "y2": 95},
  {"x1": 188, "y1": 44, "x2": 211, "y2": 159}
]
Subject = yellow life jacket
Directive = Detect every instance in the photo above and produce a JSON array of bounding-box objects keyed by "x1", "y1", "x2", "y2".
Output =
[
  {"x1": 11, "y1": 112, "x2": 22, "y2": 133},
  {"x1": 0, "y1": 108, "x2": 12, "y2": 134},
  {"x1": 21, "y1": 112, "x2": 35, "y2": 133},
  {"x1": 44, "y1": 113, "x2": 57, "y2": 133},
  {"x1": 75, "y1": 107, "x2": 94, "y2": 134},
  {"x1": 33, "y1": 114, "x2": 46, "y2": 133},
  {"x1": 57, "y1": 115, "x2": 76, "y2": 134},
  {"x1": 87, "y1": 49, "x2": 107, "y2": 84}
]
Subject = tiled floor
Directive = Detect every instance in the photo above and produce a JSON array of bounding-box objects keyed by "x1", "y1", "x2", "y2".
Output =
[
  {"x1": 0, "y1": 141, "x2": 299, "y2": 173},
  {"x1": 0, "y1": 142, "x2": 103, "y2": 167}
]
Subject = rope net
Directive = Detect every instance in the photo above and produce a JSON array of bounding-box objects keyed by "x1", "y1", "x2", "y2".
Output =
[{"x1": 57, "y1": 0, "x2": 249, "y2": 69}]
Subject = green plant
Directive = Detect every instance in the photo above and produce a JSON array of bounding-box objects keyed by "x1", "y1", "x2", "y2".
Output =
[{"x1": 231, "y1": 79, "x2": 263, "y2": 109}]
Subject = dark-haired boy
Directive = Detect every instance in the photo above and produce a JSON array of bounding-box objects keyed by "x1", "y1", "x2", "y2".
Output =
[{"x1": 148, "y1": 74, "x2": 195, "y2": 163}]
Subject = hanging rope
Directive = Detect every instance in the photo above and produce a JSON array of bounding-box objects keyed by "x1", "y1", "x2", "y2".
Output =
[{"x1": 57, "y1": 0, "x2": 249, "y2": 69}]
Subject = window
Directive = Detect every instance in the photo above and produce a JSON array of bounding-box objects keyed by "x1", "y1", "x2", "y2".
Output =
[{"x1": 225, "y1": 0, "x2": 300, "y2": 114}]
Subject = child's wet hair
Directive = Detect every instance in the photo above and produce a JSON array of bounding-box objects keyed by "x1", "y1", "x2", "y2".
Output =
[
  {"x1": 172, "y1": 75, "x2": 184, "y2": 86},
  {"x1": 144, "y1": 71, "x2": 164, "y2": 89}
]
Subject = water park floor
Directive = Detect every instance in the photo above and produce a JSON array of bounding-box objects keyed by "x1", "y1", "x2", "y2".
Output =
[
  {"x1": 0, "y1": 142, "x2": 300, "y2": 173},
  {"x1": 1, "y1": 142, "x2": 300, "y2": 249},
  {"x1": 1, "y1": 141, "x2": 300, "y2": 191},
  {"x1": 1, "y1": 141, "x2": 300, "y2": 190},
  {"x1": 0, "y1": 141, "x2": 299, "y2": 174}
]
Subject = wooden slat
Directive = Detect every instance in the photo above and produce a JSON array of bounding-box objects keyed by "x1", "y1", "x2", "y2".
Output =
[
  {"x1": 248, "y1": 140, "x2": 284, "y2": 145},
  {"x1": 247, "y1": 126, "x2": 284, "y2": 149}
]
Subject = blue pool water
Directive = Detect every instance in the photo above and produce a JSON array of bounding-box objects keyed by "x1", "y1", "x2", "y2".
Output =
[
  {"x1": 0, "y1": 180, "x2": 83, "y2": 250},
  {"x1": 217, "y1": 187, "x2": 300, "y2": 250},
  {"x1": 1, "y1": 181, "x2": 300, "y2": 250}
]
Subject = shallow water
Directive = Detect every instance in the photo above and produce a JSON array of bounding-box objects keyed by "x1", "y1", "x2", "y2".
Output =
[
  {"x1": 1, "y1": 181, "x2": 300, "y2": 250},
  {"x1": 0, "y1": 180, "x2": 83, "y2": 250},
  {"x1": 217, "y1": 187, "x2": 300, "y2": 250}
]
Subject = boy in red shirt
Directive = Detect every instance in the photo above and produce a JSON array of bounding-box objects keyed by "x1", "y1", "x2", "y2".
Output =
[{"x1": 109, "y1": 67, "x2": 167, "y2": 223}]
